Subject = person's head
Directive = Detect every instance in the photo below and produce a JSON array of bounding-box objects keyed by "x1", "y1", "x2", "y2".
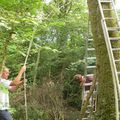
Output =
[
  {"x1": 0, "y1": 66, "x2": 10, "y2": 79},
  {"x1": 74, "y1": 74, "x2": 84, "y2": 83}
]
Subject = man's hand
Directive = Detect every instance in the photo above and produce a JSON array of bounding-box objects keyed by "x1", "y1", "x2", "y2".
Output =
[
  {"x1": 16, "y1": 80, "x2": 23, "y2": 86},
  {"x1": 20, "y1": 66, "x2": 26, "y2": 73},
  {"x1": 11, "y1": 65, "x2": 26, "y2": 86},
  {"x1": 9, "y1": 86, "x2": 17, "y2": 92}
]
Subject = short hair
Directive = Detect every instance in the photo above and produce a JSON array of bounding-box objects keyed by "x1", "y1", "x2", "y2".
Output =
[
  {"x1": 0, "y1": 66, "x2": 9, "y2": 77},
  {"x1": 74, "y1": 74, "x2": 82, "y2": 80},
  {"x1": 1, "y1": 66, "x2": 9, "y2": 72}
]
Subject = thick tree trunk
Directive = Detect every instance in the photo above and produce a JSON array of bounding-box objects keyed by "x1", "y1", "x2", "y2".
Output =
[{"x1": 87, "y1": 0, "x2": 118, "y2": 120}]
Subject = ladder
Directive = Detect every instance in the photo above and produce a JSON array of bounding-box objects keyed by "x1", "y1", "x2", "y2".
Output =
[
  {"x1": 81, "y1": 25, "x2": 97, "y2": 120},
  {"x1": 97, "y1": 0, "x2": 120, "y2": 120}
]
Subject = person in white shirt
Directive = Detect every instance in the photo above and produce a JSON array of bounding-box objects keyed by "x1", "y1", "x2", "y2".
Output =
[{"x1": 0, "y1": 66, "x2": 26, "y2": 120}]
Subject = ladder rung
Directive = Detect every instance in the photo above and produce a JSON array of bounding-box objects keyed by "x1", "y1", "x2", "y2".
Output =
[
  {"x1": 93, "y1": 97, "x2": 97, "y2": 100},
  {"x1": 82, "y1": 118, "x2": 88, "y2": 120},
  {"x1": 87, "y1": 66, "x2": 96, "y2": 69},
  {"x1": 87, "y1": 57, "x2": 96, "y2": 60},
  {"x1": 85, "y1": 111, "x2": 90, "y2": 114},
  {"x1": 86, "y1": 74, "x2": 94, "y2": 77},
  {"x1": 108, "y1": 27, "x2": 120, "y2": 31},
  {"x1": 93, "y1": 91, "x2": 97, "y2": 95},
  {"x1": 88, "y1": 39, "x2": 93, "y2": 41},
  {"x1": 85, "y1": 90, "x2": 90, "y2": 93},
  {"x1": 103, "y1": 8, "x2": 113, "y2": 11},
  {"x1": 84, "y1": 82, "x2": 92, "y2": 86},
  {"x1": 87, "y1": 105, "x2": 92, "y2": 108},
  {"x1": 100, "y1": 1, "x2": 111, "y2": 3},
  {"x1": 117, "y1": 72, "x2": 120, "y2": 75},
  {"x1": 112, "y1": 48, "x2": 120, "y2": 51},
  {"x1": 105, "y1": 17, "x2": 117, "y2": 20},
  {"x1": 110, "y1": 37, "x2": 120, "y2": 40},
  {"x1": 87, "y1": 48, "x2": 95, "y2": 51},
  {"x1": 115, "y1": 59, "x2": 120, "y2": 62}
]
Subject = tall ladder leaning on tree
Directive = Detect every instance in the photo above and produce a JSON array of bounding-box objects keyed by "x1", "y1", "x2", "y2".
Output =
[
  {"x1": 80, "y1": 20, "x2": 98, "y2": 120},
  {"x1": 98, "y1": 0, "x2": 120, "y2": 120}
]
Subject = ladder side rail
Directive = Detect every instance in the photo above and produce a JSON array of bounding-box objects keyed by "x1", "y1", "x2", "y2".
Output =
[
  {"x1": 111, "y1": 0, "x2": 120, "y2": 27},
  {"x1": 102, "y1": 0, "x2": 120, "y2": 97},
  {"x1": 98, "y1": 0, "x2": 106, "y2": 20},
  {"x1": 101, "y1": 19, "x2": 119, "y2": 120},
  {"x1": 83, "y1": 38, "x2": 95, "y2": 104},
  {"x1": 111, "y1": 0, "x2": 120, "y2": 97},
  {"x1": 82, "y1": 37, "x2": 96, "y2": 119},
  {"x1": 98, "y1": 0, "x2": 120, "y2": 96},
  {"x1": 82, "y1": 37, "x2": 89, "y2": 104}
]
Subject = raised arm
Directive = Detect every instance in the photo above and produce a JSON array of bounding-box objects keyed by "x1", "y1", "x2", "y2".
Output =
[{"x1": 10, "y1": 66, "x2": 26, "y2": 86}]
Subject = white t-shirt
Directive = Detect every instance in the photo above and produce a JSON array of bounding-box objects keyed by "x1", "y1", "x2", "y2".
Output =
[{"x1": 0, "y1": 77, "x2": 11, "y2": 110}]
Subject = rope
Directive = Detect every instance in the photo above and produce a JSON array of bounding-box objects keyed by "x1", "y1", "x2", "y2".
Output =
[{"x1": 23, "y1": 27, "x2": 37, "y2": 120}]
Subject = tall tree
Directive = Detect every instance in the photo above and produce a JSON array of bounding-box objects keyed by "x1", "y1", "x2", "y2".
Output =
[{"x1": 87, "y1": 0, "x2": 120, "y2": 120}]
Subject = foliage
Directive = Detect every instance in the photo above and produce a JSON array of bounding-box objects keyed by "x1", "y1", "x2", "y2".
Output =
[
  {"x1": 63, "y1": 60, "x2": 85, "y2": 110},
  {"x1": 0, "y1": 0, "x2": 88, "y2": 119}
]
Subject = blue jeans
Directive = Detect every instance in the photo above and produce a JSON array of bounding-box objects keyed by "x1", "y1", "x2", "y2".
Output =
[{"x1": 0, "y1": 110, "x2": 13, "y2": 120}]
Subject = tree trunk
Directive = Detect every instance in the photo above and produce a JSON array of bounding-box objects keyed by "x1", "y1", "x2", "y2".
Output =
[{"x1": 87, "y1": 0, "x2": 118, "y2": 120}]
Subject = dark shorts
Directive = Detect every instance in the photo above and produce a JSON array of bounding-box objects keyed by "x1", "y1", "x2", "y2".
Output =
[{"x1": 0, "y1": 110, "x2": 13, "y2": 120}]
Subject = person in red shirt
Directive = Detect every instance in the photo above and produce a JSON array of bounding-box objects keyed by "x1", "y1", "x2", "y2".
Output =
[{"x1": 74, "y1": 74, "x2": 93, "y2": 90}]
